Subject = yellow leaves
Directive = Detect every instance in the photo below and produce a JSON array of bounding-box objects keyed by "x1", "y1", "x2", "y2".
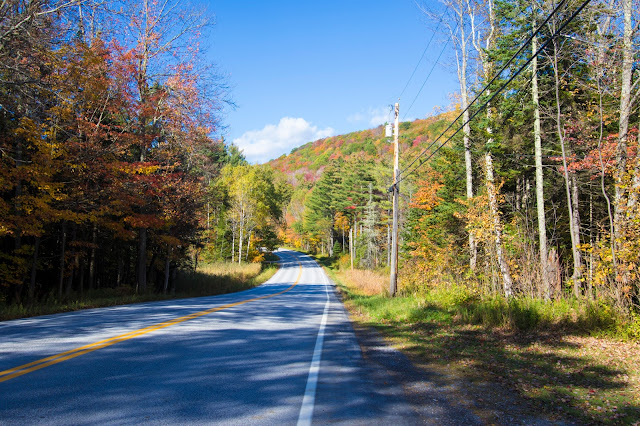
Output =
[
  {"x1": 580, "y1": 242, "x2": 594, "y2": 254},
  {"x1": 410, "y1": 178, "x2": 443, "y2": 212},
  {"x1": 119, "y1": 163, "x2": 160, "y2": 175},
  {"x1": 333, "y1": 211, "x2": 349, "y2": 232},
  {"x1": 458, "y1": 194, "x2": 494, "y2": 244},
  {"x1": 0, "y1": 225, "x2": 11, "y2": 238},
  {"x1": 13, "y1": 117, "x2": 39, "y2": 141}
]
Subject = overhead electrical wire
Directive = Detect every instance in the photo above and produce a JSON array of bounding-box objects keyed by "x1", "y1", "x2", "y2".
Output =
[
  {"x1": 398, "y1": 18, "x2": 443, "y2": 102},
  {"x1": 393, "y1": 0, "x2": 573, "y2": 188},
  {"x1": 398, "y1": 0, "x2": 569, "y2": 181},
  {"x1": 394, "y1": 0, "x2": 591, "y2": 187},
  {"x1": 402, "y1": 31, "x2": 454, "y2": 121}
]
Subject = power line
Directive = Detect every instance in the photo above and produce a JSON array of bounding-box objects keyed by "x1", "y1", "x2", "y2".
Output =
[
  {"x1": 396, "y1": 0, "x2": 570, "y2": 183},
  {"x1": 398, "y1": 18, "x2": 443, "y2": 102},
  {"x1": 402, "y1": 34, "x2": 453, "y2": 121},
  {"x1": 396, "y1": 0, "x2": 591, "y2": 186}
]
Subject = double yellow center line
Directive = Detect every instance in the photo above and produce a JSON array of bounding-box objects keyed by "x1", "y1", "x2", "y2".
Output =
[{"x1": 0, "y1": 263, "x2": 302, "y2": 383}]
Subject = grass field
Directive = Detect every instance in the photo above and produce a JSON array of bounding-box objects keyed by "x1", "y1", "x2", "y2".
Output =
[{"x1": 323, "y1": 262, "x2": 640, "y2": 425}]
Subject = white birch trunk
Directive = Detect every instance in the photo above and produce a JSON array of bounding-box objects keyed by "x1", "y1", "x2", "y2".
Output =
[
  {"x1": 454, "y1": 3, "x2": 476, "y2": 270},
  {"x1": 532, "y1": 26, "x2": 550, "y2": 299},
  {"x1": 485, "y1": 153, "x2": 513, "y2": 297},
  {"x1": 614, "y1": 0, "x2": 633, "y2": 231},
  {"x1": 238, "y1": 207, "x2": 244, "y2": 265}
]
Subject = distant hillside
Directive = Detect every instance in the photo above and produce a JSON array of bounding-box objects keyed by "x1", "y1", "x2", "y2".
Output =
[{"x1": 268, "y1": 110, "x2": 457, "y2": 187}]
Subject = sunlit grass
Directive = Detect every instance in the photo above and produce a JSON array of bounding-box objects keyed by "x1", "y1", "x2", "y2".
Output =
[
  {"x1": 323, "y1": 265, "x2": 640, "y2": 424},
  {"x1": 340, "y1": 268, "x2": 388, "y2": 296},
  {"x1": 195, "y1": 262, "x2": 262, "y2": 280},
  {"x1": 175, "y1": 262, "x2": 276, "y2": 297}
]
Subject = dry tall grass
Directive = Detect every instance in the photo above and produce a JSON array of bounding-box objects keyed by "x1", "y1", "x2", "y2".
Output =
[
  {"x1": 1, "y1": 262, "x2": 273, "y2": 321},
  {"x1": 197, "y1": 262, "x2": 262, "y2": 280},
  {"x1": 340, "y1": 269, "x2": 387, "y2": 296},
  {"x1": 174, "y1": 261, "x2": 276, "y2": 298}
]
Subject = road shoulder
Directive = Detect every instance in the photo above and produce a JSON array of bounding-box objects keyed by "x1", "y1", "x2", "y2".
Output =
[{"x1": 331, "y1": 282, "x2": 575, "y2": 425}]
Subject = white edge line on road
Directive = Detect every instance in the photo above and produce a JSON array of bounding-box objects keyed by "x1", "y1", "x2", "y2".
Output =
[{"x1": 297, "y1": 263, "x2": 331, "y2": 426}]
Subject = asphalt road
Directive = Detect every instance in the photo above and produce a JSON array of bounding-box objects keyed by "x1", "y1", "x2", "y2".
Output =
[{"x1": 0, "y1": 249, "x2": 433, "y2": 425}]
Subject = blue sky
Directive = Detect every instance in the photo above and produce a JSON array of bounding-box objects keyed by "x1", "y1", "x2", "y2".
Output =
[{"x1": 206, "y1": 0, "x2": 459, "y2": 163}]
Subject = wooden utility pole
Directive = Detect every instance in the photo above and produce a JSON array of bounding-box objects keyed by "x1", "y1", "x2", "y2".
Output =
[{"x1": 389, "y1": 102, "x2": 399, "y2": 296}]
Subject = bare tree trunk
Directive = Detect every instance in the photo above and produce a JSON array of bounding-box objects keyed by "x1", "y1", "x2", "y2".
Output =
[
  {"x1": 207, "y1": 202, "x2": 210, "y2": 234},
  {"x1": 350, "y1": 227, "x2": 354, "y2": 270},
  {"x1": 458, "y1": 30, "x2": 476, "y2": 270},
  {"x1": 238, "y1": 216, "x2": 244, "y2": 265},
  {"x1": 246, "y1": 231, "x2": 252, "y2": 261},
  {"x1": 532, "y1": 25, "x2": 550, "y2": 299},
  {"x1": 88, "y1": 223, "x2": 97, "y2": 290},
  {"x1": 486, "y1": 153, "x2": 513, "y2": 297},
  {"x1": 588, "y1": 189, "x2": 594, "y2": 299},
  {"x1": 28, "y1": 236, "x2": 40, "y2": 302},
  {"x1": 79, "y1": 258, "x2": 85, "y2": 298},
  {"x1": 77, "y1": 3, "x2": 85, "y2": 41},
  {"x1": 614, "y1": 0, "x2": 633, "y2": 234},
  {"x1": 552, "y1": 39, "x2": 583, "y2": 291},
  {"x1": 171, "y1": 267, "x2": 177, "y2": 295},
  {"x1": 329, "y1": 233, "x2": 334, "y2": 257},
  {"x1": 463, "y1": 112, "x2": 476, "y2": 269},
  {"x1": 147, "y1": 251, "x2": 158, "y2": 284},
  {"x1": 65, "y1": 224, "x2": 77, "y2": 297},
  {"x1": 596, "y1": 67, "x2": 618, "y2": 281},
  {"x1": 231, "y1": 222, "x2": 236, "y2": 263},
  {"x1": 627, "y1": 162, "x2": 640, "y2": 215},
  {"x1": 137, "y1": 228, "x2": 147, "y2": 293},
  {"x1": 163, "y1": 251, "x2": 170, "y2": 295},
  {"x1": 353, "y1": 218, "x2": 357, "y2": 263},
  {"x1": 468, "y1": 0, "x2": 512, "y2": 293},
  {"x1": 571, "y1": 174, "x2": 583, "y2": 297},
  {"x1": 432, "y1": 0, "x2": 477, "y2": 270},
  {"x1": 117, "y1": 253, "x2": 124, "y2": 287},
  {"x1": 58, "y1": 221, "x2": 67, "y2": 299}
]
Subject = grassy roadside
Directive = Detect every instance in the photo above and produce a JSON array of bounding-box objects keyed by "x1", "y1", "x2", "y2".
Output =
[
  {"x1": 0, "y1": 260, "x2": 279, "y2": 321},
  {"x1": 319, "y1": 260, "x2": 640, "y2": 425}
]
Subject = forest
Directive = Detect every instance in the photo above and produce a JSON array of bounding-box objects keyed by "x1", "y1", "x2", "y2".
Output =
[
  {"x1": 0, "y1": 0, "x2": 290, "y2": 308},
  {"x1": 1, "y1": 0, "x2": 639, "y2": 325},
  {"x1": 272, "y1": 0, "x2": 640, "y2": 319}
]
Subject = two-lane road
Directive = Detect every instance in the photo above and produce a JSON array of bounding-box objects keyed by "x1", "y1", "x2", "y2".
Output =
[{"x1": 0, "y1": 250, "x2": 422, "y2": 425}]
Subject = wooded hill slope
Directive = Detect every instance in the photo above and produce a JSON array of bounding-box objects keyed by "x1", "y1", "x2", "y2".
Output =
[{"x1": 269, "y1": 111, "x2": 457, "y2": 187}]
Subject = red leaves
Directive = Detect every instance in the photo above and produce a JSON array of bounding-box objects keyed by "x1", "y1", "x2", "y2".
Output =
[{"x1": 124, "y1": 213, "x2": 167, "y2": 230}]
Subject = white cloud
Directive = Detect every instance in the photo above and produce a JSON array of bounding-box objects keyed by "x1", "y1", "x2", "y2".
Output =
[
  {"x1": 348, "y1": 106, "x2": 393, "y2": 127},
  {"x1": 367, "y1": 107, "x2": 390, "y2": 126},
  {"x1": 232, "y1": 117, "x2": 334, "y2": 164},
  {"x1": 347, "y1": 112, "x2": 365, "y2": 123}
]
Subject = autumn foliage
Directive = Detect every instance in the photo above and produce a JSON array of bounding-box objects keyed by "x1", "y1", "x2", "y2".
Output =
[{"x1": 0, "y1": 0, "x2": 230, "y2": 303}]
